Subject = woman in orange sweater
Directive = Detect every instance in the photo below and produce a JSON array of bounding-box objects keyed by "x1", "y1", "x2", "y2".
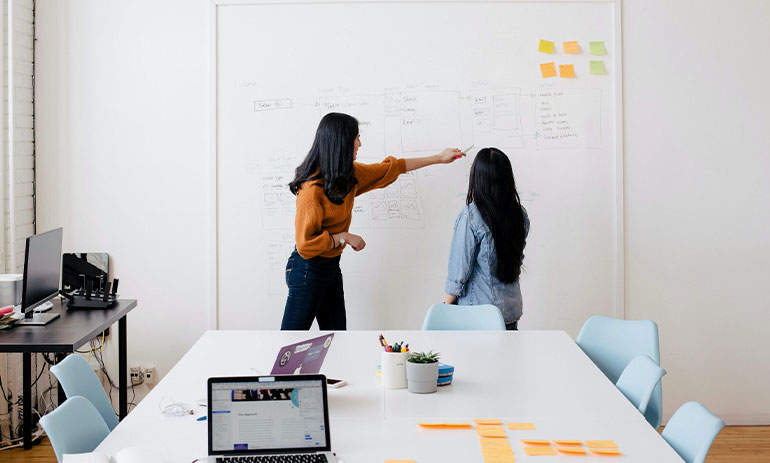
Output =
[{"x1": 281, "y1": 112, "x2": 463, "y2": 330}]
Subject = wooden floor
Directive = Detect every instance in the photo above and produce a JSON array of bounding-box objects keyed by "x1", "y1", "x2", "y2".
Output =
[{"x1": 0, "y1": 426, "x2": 768, "y2": 462}]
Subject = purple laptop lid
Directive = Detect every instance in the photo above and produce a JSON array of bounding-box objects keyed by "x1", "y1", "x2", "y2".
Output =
[{"x1": 270, "y1": 333, "x2": 335, "y2": 375}]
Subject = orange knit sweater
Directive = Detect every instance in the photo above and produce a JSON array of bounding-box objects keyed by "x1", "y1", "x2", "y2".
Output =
[{"x1": 294, "y1": 156, "x2": 407, "y2": 259}]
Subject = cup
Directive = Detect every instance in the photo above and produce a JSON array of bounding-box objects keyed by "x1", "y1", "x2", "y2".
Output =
[
  {"x1": 380, "y1": 351, "x2": 408, "y2": 389},
  {"x1": 0, "y1": 274, "x2": 23, "y2": 308}
]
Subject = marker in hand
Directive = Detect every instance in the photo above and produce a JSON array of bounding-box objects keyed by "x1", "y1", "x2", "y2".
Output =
[{"x1": 455, "y1": 144, "x2": 474, "y2": 159}]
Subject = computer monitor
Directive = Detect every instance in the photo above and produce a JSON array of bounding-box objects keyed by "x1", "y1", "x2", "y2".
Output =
[{"x1": 19, "y1": 228, "x2": 63, "y2": 325}]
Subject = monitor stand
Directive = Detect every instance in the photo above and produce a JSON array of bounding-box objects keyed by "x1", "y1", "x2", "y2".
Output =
[{"x1": 18, "y1": 312, "x2": 60, "y2": 325}]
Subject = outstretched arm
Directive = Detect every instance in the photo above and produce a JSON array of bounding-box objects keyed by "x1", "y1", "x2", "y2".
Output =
[{"x1": 404, "y1": 148, "x2": 465, "y2": 172}]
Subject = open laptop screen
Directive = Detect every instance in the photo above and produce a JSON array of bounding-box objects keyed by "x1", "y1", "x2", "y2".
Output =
[{"x1": 208, "y1": 375, "x2": 331, "y2": 455}]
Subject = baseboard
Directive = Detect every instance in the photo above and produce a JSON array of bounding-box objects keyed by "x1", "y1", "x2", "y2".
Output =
[{"x1": 663, "y1": 413, "x2": 770, "y2": 426}]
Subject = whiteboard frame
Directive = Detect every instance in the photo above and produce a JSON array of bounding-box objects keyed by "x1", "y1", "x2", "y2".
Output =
[{"x1": 208, "y1": 0, "x2": 625, "y2": 328}]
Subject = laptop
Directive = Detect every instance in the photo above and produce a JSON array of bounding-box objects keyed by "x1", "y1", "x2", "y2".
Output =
[
  {"x1": 207, "y1": 374, "x2": 338, "y2": 462},
  {"x1": 270, "y1": 334, "x2": 334, "y2": 375}
]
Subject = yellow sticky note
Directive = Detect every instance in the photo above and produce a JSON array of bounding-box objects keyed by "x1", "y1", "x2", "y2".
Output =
[
  {"x1": 524, "y1": 447, "x2": 558, "y2": 456},
  {"x1": 559, "y1": 64, "x2": 575, "y2": 78},
  {"x1": 506, "y1": 422, "x2": 536, "y2": 430},
  {"x1": 590, "y1": 41, "x2": 607, "y2": 55},
  {"x1": 556, "y1": 447, "x2": 587, "y2": 455},
  {"x1": 553, "y1": 440, "x2": 582, "y2": 446},
  {"x1": 563, "y1": 41, "x2": 580, "y2": 54},
  {"x1": 590, "y1": 61, "x2": 606, "y2": 75},
  {"x1": 474, "y1": 419, "x2": 503, "y2": 425},
  {"x1": 521, "y1": 439, "x2": 550, "y2": 446},
  {"x1": 591, "y1": 449, "x2": 622, "y2": 456},
  {"x1": 586, "y1": 440, "x2": 618, "y2": 448},
  {"x1": 538, "y1": 39, "x2": 555, "y2": 54},
  {"x1": 540, "y1": 62, "x2": 556, "y2": 78},
  {"x1": 477, "y1": 425, "x2": 507, "y2": 438},
  {"x1": 418, "y1": 423, "x2": 471, "y2": 428}
]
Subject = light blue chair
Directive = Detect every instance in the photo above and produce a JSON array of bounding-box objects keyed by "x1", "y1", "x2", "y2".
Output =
[
  {"x1": 422, "y1": 303, "x2": 506, "y2": 330},
  {"x1": 615, "y1": 355, "x2": 666, "y2": 415},
  {"x1": 575, "y1": 315, "x2": 662, "y2": 428},
  {"x1": 662, "y1": 401, "x2": 724, "y2": 463},
  {"x1": 39, "y1": 396, "x2": 111, "y2": 462},
  {"x1": 50, "y1": 354, "x2": 119, "y2": 430}
]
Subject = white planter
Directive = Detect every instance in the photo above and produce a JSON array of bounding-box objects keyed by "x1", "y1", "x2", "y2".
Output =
[{"x1": 406, "y1": 361, "x2": 439, "y2": 394}]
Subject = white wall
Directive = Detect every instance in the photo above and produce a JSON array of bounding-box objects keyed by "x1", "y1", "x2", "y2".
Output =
[
  {"x1": 623, "y1": 0, "x2": 770, "y2": 424},
  {"x1": 34, "y1": 0, "x2": 770, "y2": 424},
  {"x1": 34, "y1": 0, "x2": 212, "y2": 380}
]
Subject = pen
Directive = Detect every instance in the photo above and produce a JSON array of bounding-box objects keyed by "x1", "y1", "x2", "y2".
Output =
[{"x1": 455, "y1": 144, "x2": 474, "y2": 159}]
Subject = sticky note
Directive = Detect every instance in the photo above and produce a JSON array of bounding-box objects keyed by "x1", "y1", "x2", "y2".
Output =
[
  {"x1": 591, "y1": 449, "x2": 622, "y2": 456},
  {"x1": 590, "y1": 41, "x2": 606, "y2": 55},
  {"x1": 586, "y1": 440, "x2": 618, "y2": 448},
  {"x1": 563, "y1": 41, "x2": 580, "y2": 54},
  {"x1": 557, "y1": 447, "x2": 588, "y2": 455},
  {"x1": 553, "y1": 440, "x2": 582, "y2": 446},
  {"x1": 538, "y1": 40, "x2": 555, "y2": 54},
  {"x1": 540, "y1": 62, "x2": 556, "y2": 78},
  {"x1": 419, "y1": 423, "x2": 471, "y2": 428},
  {"x1": 474, "y1": 419, "x2": 503, "y2": 425},
  {"x1": 477, "y1": 425, "x2": 507, "y2": 437},
  {"x1": 524, "y1": 447, "x2": 558, "y2": 456},
  {"x1": 590, "y1": 61, "x2": 606, "y2": 75},
  {"x1": 521, "y1": 439, "x2": 550, "y2": 446},
  {"x1": 506, "y1": 422, "x2": 536, "y2": 430},
  {"x1": 559, "y1": 64, "x2": 575, "y2": 78}
]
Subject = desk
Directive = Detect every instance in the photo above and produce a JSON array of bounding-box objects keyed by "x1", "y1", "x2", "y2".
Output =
[
  {"x1": 0, "y1": 298, "x2": 137, "y2": 449},
  {"x1": 97, "y1": 330, "x2": 682, "y2": 462}
]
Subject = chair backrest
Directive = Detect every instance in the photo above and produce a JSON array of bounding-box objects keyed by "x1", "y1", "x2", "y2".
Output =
[
  {"x1": 50, "y1": 354, "x2": 119, "y2": 430},
  {"x1": 615, "y1": 355, "x2": 666, "y2": 414},
  {"x1": 575, "y1": 315, "x2": 662, "y2": 428},
  {"x1": 39, "y1": 396, "x2": 111, "y2": 462},
  {"x1": 422, "y1": 303, "x2": 506, "y2": 330},
  {"x1": 662, "y1": 401, "x2": 724, "y2": 463}
]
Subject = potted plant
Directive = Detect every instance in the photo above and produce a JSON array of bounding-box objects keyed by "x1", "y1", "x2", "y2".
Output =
[{"x1": 406, "y1": 351, "x2": 440, "y2": 394}]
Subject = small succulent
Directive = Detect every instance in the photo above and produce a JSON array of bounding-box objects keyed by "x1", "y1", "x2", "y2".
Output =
[{"x1": 408, "y1": 350, "x2": 440, "y2": 364}]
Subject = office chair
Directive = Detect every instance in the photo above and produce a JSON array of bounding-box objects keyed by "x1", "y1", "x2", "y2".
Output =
[
  {"x1": 422, "y1": 303, "x2": 506, "y2": 330},
  {"x1": 615, "y1": 354, "x2": 666, "y2": 415},
  {"x1": 51, "y1": 354, "x2": 119, "y2": 430},
  {"x1": 39, "y1": 396, "x2": 111, "y2": 462},
  {"x1": 575, "y1": 315, "x2": 663, "y2": 428},
  {"x1": 662, "y1": 401, "x2": 724, "y2": 463}
]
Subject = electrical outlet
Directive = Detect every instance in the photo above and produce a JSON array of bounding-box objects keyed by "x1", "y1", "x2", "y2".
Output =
[
  {"x1": 130, "y1": 366, "x2": 143, "y2": 386},
  {"x1": 144, "y1": 367, "x2": 157, "y2": 386}
]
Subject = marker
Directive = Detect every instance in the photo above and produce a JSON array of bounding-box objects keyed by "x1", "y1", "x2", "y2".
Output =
[{"x1": 455, "y1": 144, "x2": 474, "y2": 159}]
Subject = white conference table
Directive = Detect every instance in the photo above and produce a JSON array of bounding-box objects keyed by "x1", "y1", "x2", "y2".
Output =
[{"x1": 96, "y1": 330, "x2": 682, "y2": 462}]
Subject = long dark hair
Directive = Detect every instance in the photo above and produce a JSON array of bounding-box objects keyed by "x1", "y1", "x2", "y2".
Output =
[
  {"x1": 467, "y1": 147, "x2": 526, "y2": 284},
  {"x1": 289, "y1": 113, "x2": 359, "y2": 204}
]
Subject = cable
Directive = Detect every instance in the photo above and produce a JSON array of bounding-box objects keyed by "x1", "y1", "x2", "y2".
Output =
[{"x1": 158, "y1": 397, "x2": 194, "y2": 417}]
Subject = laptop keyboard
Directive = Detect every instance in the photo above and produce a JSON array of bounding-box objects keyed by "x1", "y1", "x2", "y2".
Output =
[{"x1": 216, "y1": 455, "x2": 328, "y2": 463}]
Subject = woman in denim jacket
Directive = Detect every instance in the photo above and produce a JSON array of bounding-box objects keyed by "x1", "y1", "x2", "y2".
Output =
[{"x1": 444, "y1": 147, "x2": 529, "y2": 330}]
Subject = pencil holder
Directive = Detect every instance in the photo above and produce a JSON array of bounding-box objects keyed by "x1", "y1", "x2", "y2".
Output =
[{"x1": 380, "y1": 351, "x2": 408, "y2": 389}]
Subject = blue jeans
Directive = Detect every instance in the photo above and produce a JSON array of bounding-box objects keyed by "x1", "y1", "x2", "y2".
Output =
[{"x1": 280, "y1": 249, "x2": 346, "y2": 330}]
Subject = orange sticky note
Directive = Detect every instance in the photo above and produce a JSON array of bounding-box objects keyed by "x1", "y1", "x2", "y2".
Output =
[
  {"x1": 586, "y1": 440, "x2": 618, "y2": 448},
  {"x1": 418, "y1": 423, "x2": 471, "y2": 428},
  {"x1": 477, "y1": 425, "x2": 507, "y2": 438},
  {"x1": 521, "y1": 439, "x2": 550, "y2": 445},
  {"x1": 474, "y1": 419, "x2": 503, "y2": 425},
  {"x1": 538, "y1": 39, "x2": 555, "y2": 54},
  {"x1": 591, "y1": 449, "x2": 622, "y2": 456},
  {"x1": 553, "y1": 440, "x2": 582, "y2": 446},
  {"x1": 506, "y1": 422, "x2": 536, "y2": 430},
  {"x1": 524, "y1": 447, "x2": 558, "y2": 456},
  {"x1": 540, "y1": 62, "x2": 556, "y2": 78},
  {"x1": 557, "y1": 447, "x2": 587, "y2": 455},
  {"x1": 559, "y1": 64, "x2": 575, "y2": 78},
  {"x1": 563, "y1": 41, "x2": 580, "y2": 54}
]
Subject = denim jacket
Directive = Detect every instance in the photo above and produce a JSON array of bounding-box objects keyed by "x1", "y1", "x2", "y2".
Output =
[{"x1": 445, "y1": 203, "x2": 530, "y2": 324}]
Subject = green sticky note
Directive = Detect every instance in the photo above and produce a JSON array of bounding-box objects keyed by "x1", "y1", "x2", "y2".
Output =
[
  {"x1": 590, "y1": 61, "x2": 606, "y2": 75},
  {"x1": 590, "y1": 41, "x2": 606, "y2": 55}
]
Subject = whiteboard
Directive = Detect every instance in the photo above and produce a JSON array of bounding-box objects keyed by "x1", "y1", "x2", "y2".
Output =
[{"x1": 214, "y1": 0, "x2": 622, "y2": 334}]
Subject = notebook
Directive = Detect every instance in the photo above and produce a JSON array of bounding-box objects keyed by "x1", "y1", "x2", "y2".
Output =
[
  {"x1": 270, "y1": 334, "x2": 334, "y2": 375},
  {"x1": 206, "y1": 374, "x2": 337, "y2": 462}
]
